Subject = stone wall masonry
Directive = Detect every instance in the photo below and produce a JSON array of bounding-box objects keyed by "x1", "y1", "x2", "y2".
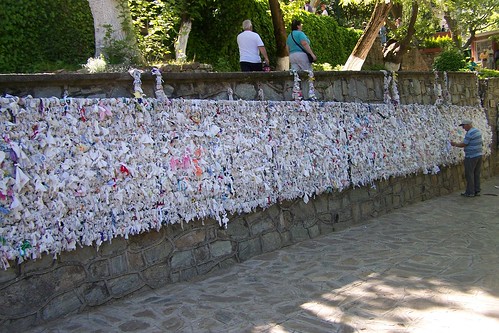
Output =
[
  {"x1": 0, "y1": 71, "x2": 481, "y2": 106},
  {"x1": 480, "y1": 78, "x2": 499, "y2": 173},
  {"x1": 0, "y1": 72, "x2": 497, "y2": 331}
]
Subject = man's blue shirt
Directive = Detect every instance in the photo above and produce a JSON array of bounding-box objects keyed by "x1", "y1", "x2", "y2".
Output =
[{"x1": 463, "y1": 127, "x2": 483, "y2": 158}]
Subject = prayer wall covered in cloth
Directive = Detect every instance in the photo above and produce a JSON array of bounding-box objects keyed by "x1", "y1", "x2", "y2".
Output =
[{"x1": 0, "y1": 96, "x2": 492, "y2": 268}]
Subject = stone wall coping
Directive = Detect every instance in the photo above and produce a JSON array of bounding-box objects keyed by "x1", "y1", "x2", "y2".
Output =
[
  {"x1": 0, "y1": 70, "x2": 382, "y2": 84},
  {"x1": 0, "y1": 70, "x2": 481, "y2": 89}
]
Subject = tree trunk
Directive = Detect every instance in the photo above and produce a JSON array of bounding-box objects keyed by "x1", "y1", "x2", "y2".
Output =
[
  {"x1": 310, "y1": 0, "x2": 321, "y2": 12},
  {"x1": 443, "y1": 12, "x2": 462, "y2": 50},
  {"x1": 175, "y1": 15, "x2": 192, "y2": 61},
  {"x1": 87, "y1": 0, "x2": 126, "y2": 57},
  {"x1": 343, "y1": 1, "x2": 393, "y2": 71},
  {"x1": 462, "y1": 29, "x2": 475, "y2": 50},
  {"x1": 383, "y1": 2, "x2": 418, "y2": 70},
  {"x1": 390, "y1": 3, "x2": 403, "y2": 25},
  {"x1": 268, "y1": 0, "x2": 289, "y2": 70}
]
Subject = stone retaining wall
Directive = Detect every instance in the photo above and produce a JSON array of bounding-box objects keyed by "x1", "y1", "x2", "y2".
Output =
[
  {"x1": 0, "y1": 72, "x2": 497, "y2": 331},
  {"x1": 481, "y1": 78, "x2": 499, "y2": 173},
  {"x1": 0, "y1": 71, "x2": 481, "y2": 106}
]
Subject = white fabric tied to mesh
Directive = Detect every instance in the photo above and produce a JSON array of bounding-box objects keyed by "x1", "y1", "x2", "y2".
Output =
[
  {"x1": 151, "y1": 67, "x2": 168, "y2": 101},
  {"x1": 291, "y1": 70, "x2": 302, "y2": 101},
  {"x1": 382, "y1": 70, "x2": 400, "y2": 106},
  {"x1": 0, "y1": 95, "x2": 492, "y2": 268},
  {"x1": 129, "y1": 68, "x2": 144, "y2": 98},
  {"x1": 306, "y1": 70, "x2": 317, "y2": 101}
]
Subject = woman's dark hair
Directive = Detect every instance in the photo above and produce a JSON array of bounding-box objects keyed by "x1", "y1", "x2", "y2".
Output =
[{"x1": 291, "y1": 20, "x2": 301, "y2": 31}]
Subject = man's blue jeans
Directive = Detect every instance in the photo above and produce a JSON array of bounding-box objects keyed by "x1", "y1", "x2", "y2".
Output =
[{"x1": 464, "y1": 156, "x2": 482, "y2": 195}]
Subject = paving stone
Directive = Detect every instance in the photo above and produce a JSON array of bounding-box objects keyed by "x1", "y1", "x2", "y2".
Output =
[{"x1": 119, "y1": 319, "x2": 150, "y2": 331}]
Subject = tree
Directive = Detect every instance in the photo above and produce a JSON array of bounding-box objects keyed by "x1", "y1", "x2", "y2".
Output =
[
  {"x1": 175, "y1": 13, "x2": 192, "y2": 61},
  {"x1": 165, "y1": 0, "x2": 211, "y2": 61},
  {"x1": 87, "y1": 0, "x2": 131, "y2": 57},
  {"x1": 436, "y1": 0, "x2": 499, "y2": 50},
  {"x1": 342, "y1": 0, "x2": 393, "y2": 70},
  {"x1": 330, "y1": 0, "x2": 376, "y2": 29},
  {"x1": 383, "y1": 1, "x2": 418, "y2": 71},
  {"x1": 269, "y1": 0, "x2": 289, "y2": 70},
  {"x1": 341, "y1": 0, "x2": 427, "y2": 71}
]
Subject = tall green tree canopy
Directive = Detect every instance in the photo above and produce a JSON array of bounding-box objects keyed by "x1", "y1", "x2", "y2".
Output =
[
  {"x1": 340, "y1": 0, "x2": 498, "y2": 70},
  {"x1": 435, "y1": 0, "x2": 499, "y2": 49}
]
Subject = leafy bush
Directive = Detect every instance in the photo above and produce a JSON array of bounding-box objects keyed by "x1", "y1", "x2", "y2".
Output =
[
  {"x1": 101, "y1": 24, "x2": 142, "y2": 66},
  {"x1": 433, "y1": 49, "x2": 466, "y2": 71},
  {"x1": 421, "y1": 35, "x2": 459, "y2": 49},
  {"x1": 0, "y1": 0, "x2": 94, "y2": 73},
  {"x1": 128, "y1": 0, "x2": 177, "y2": 64},
  {"x1": 478, "y1": 68, "x2": 499, "y2": 78}
]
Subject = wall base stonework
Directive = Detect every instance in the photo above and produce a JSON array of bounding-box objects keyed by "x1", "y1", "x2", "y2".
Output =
[{"x1": 0, "y1": 73, "x2": 497, "y2": 331}]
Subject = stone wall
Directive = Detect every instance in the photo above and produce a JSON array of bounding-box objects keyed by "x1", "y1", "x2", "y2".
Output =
[
  {"x1": 0, "y1": 72, "x2": 497, "y2": 331},
  {"x1": 480, "y1": 78, "x2": 499, "y2": 173},
  {"x1": 0, "y1": 71, "x2": 481, "y2": 106}
]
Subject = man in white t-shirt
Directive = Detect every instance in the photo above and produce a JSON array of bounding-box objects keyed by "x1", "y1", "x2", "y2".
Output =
[{"x1": 237, "y1": 20, "x2": 270, "y2": 72}]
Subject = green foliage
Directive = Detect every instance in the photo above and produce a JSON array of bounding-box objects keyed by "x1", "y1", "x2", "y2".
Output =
[
  {"x1": 421, "y1": 35, "x2": 457, "y2": 49},
  {"x1": 213, "y1": 57, "x2": 235, "y2": 73},
  {"x1": 283, "y1": 6, "x2": 361, "y2": 67},
  {"x1": 186, "y1": 0, "x2": 360, "y2": 72},
  {"x1": 313, "y1": 63, "x2": 333, "y2": 71},
  {"x1": 329, "y1": 1, "x2": 375, "y2": 29},
  {"x1": 412, "y1": 4, "x2": 443, "y2": 43},
  {"x1": 101, "y1": 24, "x2": 141, "y2": 65},
  {"x1": 478, "y1": 68, "x2": 499, "y2": 78},
  {"x1": 187, "y1": 0, "x2": 274, "y2": 71},
  {"x1": 0, "y1": 0, "x2": 94, "y2": 73},
  {"x1": 434, "y1": 0, "x2": 499, "y2": 47},
  {"x1": 128, "y1": 0, "x2": 177, "y2": 63},
  {"x1": 433, "y1": 49, "x2": 467, "y2": 72}
]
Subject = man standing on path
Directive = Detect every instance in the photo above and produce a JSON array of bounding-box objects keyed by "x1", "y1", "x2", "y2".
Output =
[
  {"x1": 237, "y1": 20, "x2": 270, "y2": 72},
  {"x1": 450, "y1": 119, "x2": 483, "y2": 197}
]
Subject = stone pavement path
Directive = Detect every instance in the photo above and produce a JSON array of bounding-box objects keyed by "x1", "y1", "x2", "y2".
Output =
[{"x1": 28, "y1": 177, "x2": 499, "y2": 333}]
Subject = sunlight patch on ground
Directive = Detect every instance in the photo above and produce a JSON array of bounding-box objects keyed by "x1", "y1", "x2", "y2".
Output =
[
  {"x1": 300, "y1": 275, "x2": 499, "y2": 332},
  {"x1": 252, "y1": 324, "x2": 289, "y2": 333}
]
